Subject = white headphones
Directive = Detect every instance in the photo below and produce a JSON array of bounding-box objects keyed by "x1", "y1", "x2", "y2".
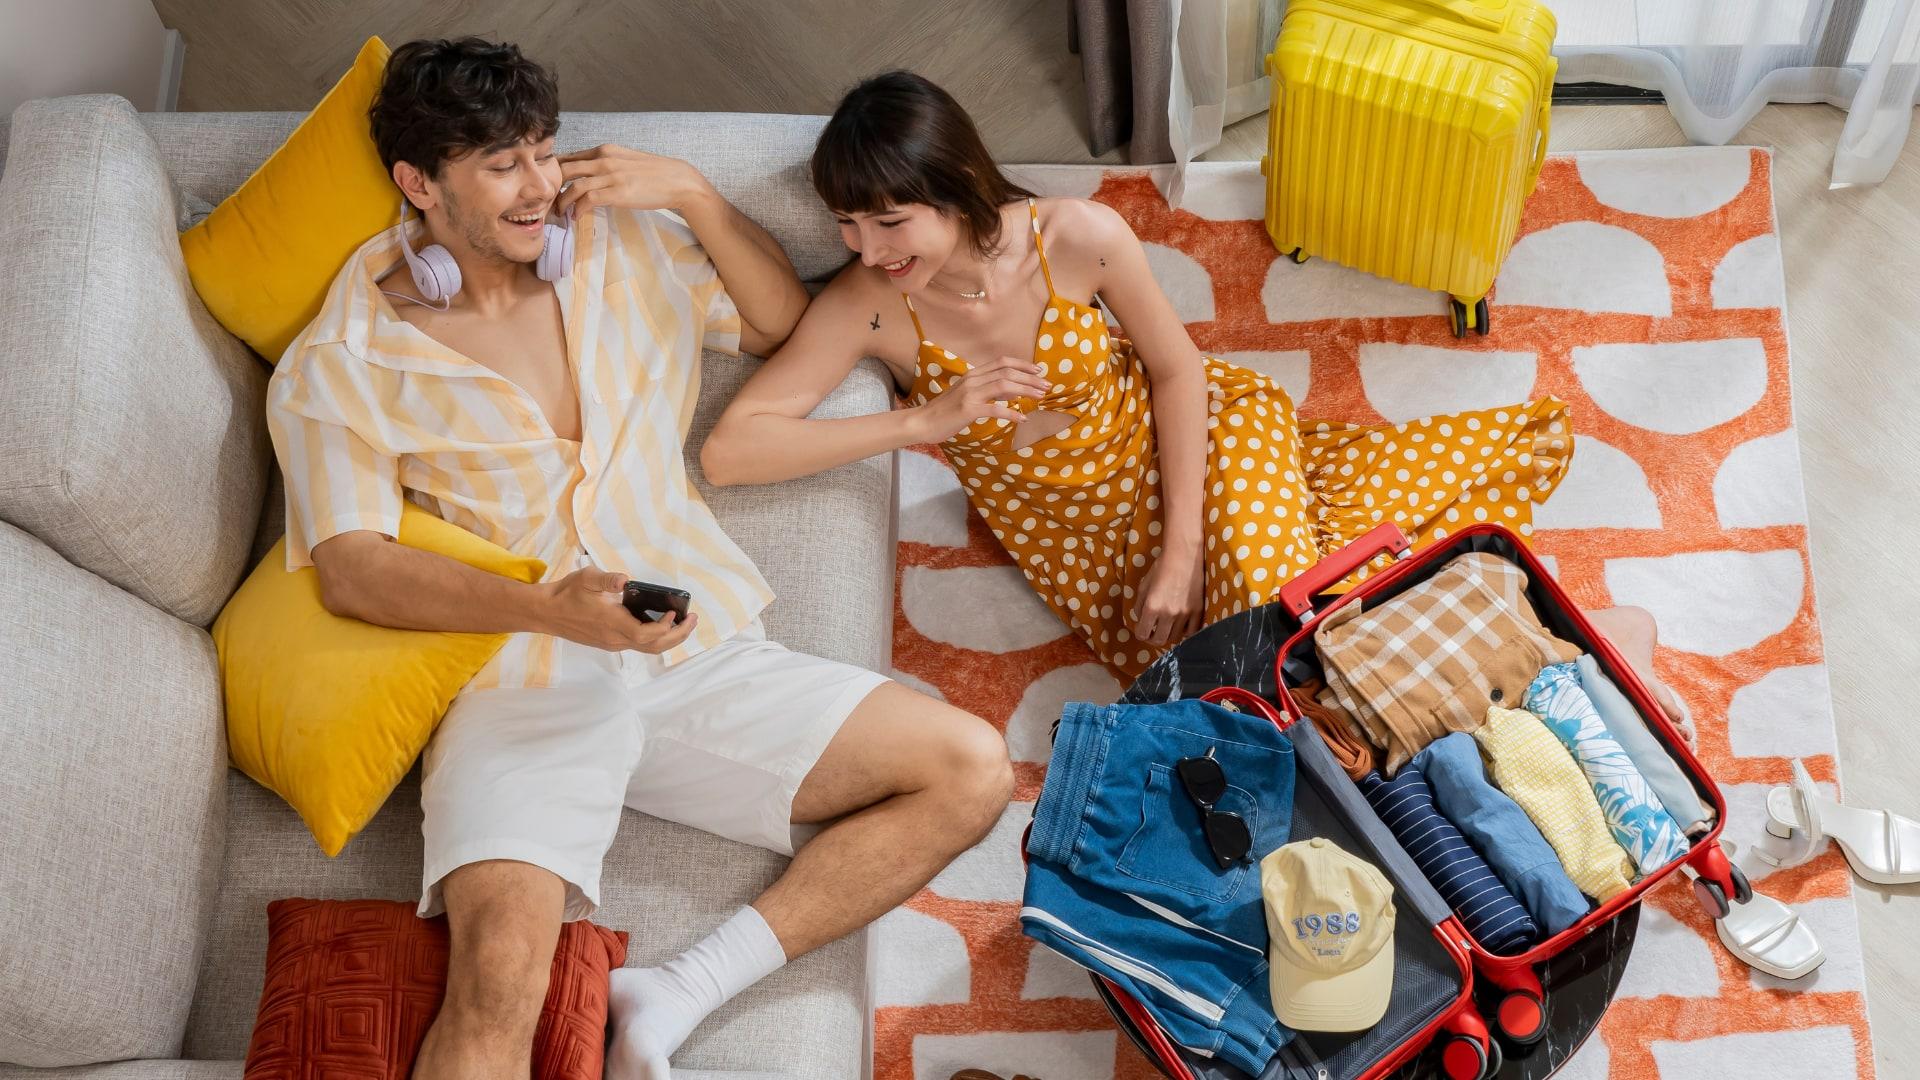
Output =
[{"x1": 391, "y1": 195, "x2": 575, "y2": 309}]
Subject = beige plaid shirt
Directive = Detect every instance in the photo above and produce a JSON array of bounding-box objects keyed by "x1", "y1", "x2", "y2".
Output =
[{"x1": 1314, "y1": 552, "x2": 1581, "y2": 774}]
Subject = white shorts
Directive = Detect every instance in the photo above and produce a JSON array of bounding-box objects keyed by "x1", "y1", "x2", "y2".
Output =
[{"x1": 417, "y1": 623, "x2": 889, "y2": 921}]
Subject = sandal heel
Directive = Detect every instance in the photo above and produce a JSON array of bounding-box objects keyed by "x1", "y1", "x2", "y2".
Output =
[{"x1": 1766, "y1": 817, "x2": 1798, "y2": 841}]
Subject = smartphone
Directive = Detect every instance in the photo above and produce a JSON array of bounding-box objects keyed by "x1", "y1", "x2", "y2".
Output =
[{"x1": 622, "y1": 580, "x2": 692, "y2": 623}]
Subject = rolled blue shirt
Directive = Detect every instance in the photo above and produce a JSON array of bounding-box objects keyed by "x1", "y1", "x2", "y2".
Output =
[{"x1": 1413, "y1": 732, "x2": 1591, "y2": 935}]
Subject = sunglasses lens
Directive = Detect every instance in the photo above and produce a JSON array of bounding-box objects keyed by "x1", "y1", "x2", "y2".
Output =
[
  {"x1": 1205, "y1": 807, "x2": 1251, "y2": 864},
  {"x1": 1205, "y1": 811, "x2": 1253, "y2": 868},
  {"x1": 1176, "y1": 755, "x2": 1228, "y2": 806}
]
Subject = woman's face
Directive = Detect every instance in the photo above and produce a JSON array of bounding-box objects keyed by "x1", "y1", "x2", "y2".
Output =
[{"x1": 832, "y1": 204, "x2": 963, "y2": 290}]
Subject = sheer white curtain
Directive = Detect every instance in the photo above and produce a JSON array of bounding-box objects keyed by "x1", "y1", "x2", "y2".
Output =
[
  {"x1": 1556, "y1": 0, "x2": 1920, "y2": 186},
  {"x1": 1164, "y1": 0, "x2": 1283, "y2": 203},
  {"x1": 1163, "y1": 0, "x2": 1920, "y2": 198}
]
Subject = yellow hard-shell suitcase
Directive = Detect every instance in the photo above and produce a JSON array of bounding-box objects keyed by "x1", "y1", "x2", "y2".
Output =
[{"x1": 1260, "y1": 0, "x2": 1557, "y2": 336}]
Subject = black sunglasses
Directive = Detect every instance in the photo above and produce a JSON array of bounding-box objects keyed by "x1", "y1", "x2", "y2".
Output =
[{"x1": 1176, "y1": 747, "x2": 1254, "y2": 870}]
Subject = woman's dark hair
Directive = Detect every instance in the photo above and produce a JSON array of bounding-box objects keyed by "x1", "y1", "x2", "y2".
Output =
[
  {"x1": 369, "y1": 37, "x2": 560, "y2": 178},
  {"x1": 811, "y1": 71, "x2": 1035, "y2": 261}
]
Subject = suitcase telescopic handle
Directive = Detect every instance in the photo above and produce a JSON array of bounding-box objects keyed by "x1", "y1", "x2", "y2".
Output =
[{"x1": 1278, "y1": 522, "x2": 1413, "y2": 622}]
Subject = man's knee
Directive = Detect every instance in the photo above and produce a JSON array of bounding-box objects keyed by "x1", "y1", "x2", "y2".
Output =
[
  {"x1": 440, "y1": 863, "x2": 564, "y2": 1037},
  {"x1": 940, "y1": 717, "x2": 1015, "y2": 837}
]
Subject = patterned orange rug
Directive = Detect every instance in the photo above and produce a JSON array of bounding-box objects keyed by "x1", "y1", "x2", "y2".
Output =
[{"x1": 875, "y1": 148, "x2": 1873, "y2": 1080}]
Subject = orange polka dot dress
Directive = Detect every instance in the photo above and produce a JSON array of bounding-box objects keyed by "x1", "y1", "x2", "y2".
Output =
[{"x1": 903, "y1": 200, "x2": 1572, "y2": 681}]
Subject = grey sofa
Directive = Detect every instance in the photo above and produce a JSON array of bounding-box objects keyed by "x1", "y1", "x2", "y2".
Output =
[{"x1": 0, "y1": 95, "x2": 894, "y2": 1080}]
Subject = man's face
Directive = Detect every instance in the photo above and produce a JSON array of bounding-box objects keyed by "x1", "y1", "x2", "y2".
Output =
[{"x1": 423, "y1": 135, "x2": 563, "y2": 267}]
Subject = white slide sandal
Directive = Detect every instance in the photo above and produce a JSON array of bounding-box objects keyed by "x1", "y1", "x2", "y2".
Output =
[
  {"x1": 1685, "y1": 846, "x2": 1825, "y2": 981},
  {"x1": 1764, "y1": 758, "x2": 1920, "y2": 885}
]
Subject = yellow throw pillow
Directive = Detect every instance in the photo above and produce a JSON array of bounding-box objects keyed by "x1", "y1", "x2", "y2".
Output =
[
  {"x1": 214, "y1": 503, "x2": 546, "y2": 856},
  {"x1": 181, "y1": 37, "x2": 396, "y2": 363}
]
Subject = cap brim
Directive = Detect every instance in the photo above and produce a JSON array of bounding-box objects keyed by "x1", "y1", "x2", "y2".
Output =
[{"x1": 1269, "y1": 932, "x2": 1395, "y2": 1032}]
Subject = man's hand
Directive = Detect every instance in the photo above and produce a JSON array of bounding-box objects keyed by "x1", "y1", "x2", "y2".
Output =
[
  {"x1": 537, "y1": 566, "x2": 698, "y2": 654},
  {"x1": 556, "y1": 144, "x2": 711, "y2": 218}
]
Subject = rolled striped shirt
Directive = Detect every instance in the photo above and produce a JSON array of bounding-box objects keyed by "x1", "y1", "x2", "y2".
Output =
[
  {"x1": 1360, "y1": 763, "x2": 1540, "y2": 954},
  {"x1": 265, "y1": 206, "x2": 773, "y2": 691}
]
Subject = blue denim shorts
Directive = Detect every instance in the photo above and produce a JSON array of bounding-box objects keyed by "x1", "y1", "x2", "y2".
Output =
[{"x1": 1022, "y1": 698, "x2": 1297, "y2": 1074}]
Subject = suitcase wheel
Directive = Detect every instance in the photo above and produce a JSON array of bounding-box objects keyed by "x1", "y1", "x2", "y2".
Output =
[
  {"x1": 1440, "y1": 1032, "x2": 1502, "y2": 1080},
  {"x1": 1729, "y1": 859, "x2": 1754, "y2": 904},
  {"x1": 1495, "y1": 988, "x2": 1547, "y2": 1045},
  {"x1": 1693, "y1": 876, "x2": 1731, "y2": 920},
  {"x1": 1448, "y1": 298, "x2": 1492, "y2": 338},
  {"x1": 1286, "y1": 247, "x2": 1310, "y2": 265}
]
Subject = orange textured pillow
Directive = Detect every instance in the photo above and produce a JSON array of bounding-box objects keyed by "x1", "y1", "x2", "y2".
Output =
[{"x1": 245, "y1": 899, "x2": 628, "y2": 1080}]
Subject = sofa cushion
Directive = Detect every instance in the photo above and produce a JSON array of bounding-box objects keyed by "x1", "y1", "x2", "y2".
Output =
[
  {"x1": 245, "y1": 899, "x2": 626, "y2": 1080},
  {"x1": 0, "y1": 523, "x2": 226, "y2": 1067},
  {"x1": 144, "y1": 110, "x2": 847, "y2": 284},
  {"x1": 0, "y1": 96, "x2": 270, "y2": 628},
  {"x1": 178, "y1": 37, "x2": 395, "y2": 363},
  {"x1": 184, "y1": 772, "x2": 863, "y2": 1079},
  {"x1": 215, "y1": 505, "x2": 546, "y2": 858}
]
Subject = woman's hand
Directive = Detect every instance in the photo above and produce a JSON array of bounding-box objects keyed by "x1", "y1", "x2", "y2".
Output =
[
  {"x1": 913, "y1": 355, "x2": 1053, "y2": 442},
  {"x1": 1130, "y1": 546, "x2": 1206, "y2": 648}
]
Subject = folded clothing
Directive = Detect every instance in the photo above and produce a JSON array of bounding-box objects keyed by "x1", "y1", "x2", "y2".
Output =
[
  {"x1": 1413, "y1": 732, "x2": 1591, "y2": 936},
  {"x1": 1292, "y1": 677, "x2": 1378, "y2": 781},
  {"x1": 1316, "y1": 552, "x2": 1582, "y2": 775},
  {"x1": 1525, "y1": 663, "x2": 1691, "y2": 876},
  {"x1": 1359, "y1": 763, "x2": 1539, "y2": 954},
  {"x1": 1024, "y1": 699, "x2": 1296, "y2": 1074},
  {"x1": 1474, "y1": 706, "x2": 1636, "y2": 903},
  {"x1": 1575, "y1": 654, "x2": 1714, "y2": 834}
]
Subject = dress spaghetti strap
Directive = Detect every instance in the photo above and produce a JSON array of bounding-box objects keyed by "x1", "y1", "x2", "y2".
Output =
[
  {"x1": 1027, "y1": 198, "x2": 1058, "y2": 295},
  {"x1": 898, "y1": 292, "x2": 927, "y2": 341}
]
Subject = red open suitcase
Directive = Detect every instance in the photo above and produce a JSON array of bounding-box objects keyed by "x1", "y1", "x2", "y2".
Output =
[{"x1": 1090, "y1": 523, "x2": 1748, "y2": 1080}]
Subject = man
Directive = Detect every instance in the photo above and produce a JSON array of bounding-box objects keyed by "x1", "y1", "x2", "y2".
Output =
[{"x1": 265, "y1": 38, "x2": 1013, "y2": 1080}]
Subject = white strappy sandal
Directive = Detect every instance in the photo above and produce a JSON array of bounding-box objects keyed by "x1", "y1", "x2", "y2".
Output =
[
  {"x1": 1763, "y1": 758, "x2": 1920, "y2": 885},
  {"x1": 1684, "y1": 844, "x2": 1824, "y2": 980}
]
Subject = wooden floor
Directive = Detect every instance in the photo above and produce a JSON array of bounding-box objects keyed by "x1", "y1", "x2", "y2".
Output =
[{"x1": 154, "y1": 4, "x2": 1919, "y2": 1073}]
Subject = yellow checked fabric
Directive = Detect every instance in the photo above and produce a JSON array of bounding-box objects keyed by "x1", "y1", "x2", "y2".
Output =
[{"x1": 1474, "y1": 705, "x2": 1635, "y2": 902}]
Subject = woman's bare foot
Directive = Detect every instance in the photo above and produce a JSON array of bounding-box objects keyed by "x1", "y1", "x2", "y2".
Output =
[{"x1": 1583, "y1": 606, "x2": 1696, "y2": 746}]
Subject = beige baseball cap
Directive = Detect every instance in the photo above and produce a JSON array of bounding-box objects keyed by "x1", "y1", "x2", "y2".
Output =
[{"x1": 1261, "y1": 837, "x2": 1397, "y2": 1031}]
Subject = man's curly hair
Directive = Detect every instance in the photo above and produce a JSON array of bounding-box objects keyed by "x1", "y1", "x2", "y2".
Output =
[{"x1": 368, "y1": 37, "x2": 560, "y2": 179}]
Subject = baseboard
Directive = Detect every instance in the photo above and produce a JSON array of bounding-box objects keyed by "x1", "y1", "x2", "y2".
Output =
[
  {"x1": 1553, "y1": 81, "x2": 1665, "y2": 105},
  {"x1": 156, "y1": 28, "x2": 185, "y2": 111}
]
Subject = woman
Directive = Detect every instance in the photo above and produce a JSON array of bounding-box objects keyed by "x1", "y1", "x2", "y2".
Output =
[{"x1": 704, "y1": 72, "x2": 1629, "y2": 693}]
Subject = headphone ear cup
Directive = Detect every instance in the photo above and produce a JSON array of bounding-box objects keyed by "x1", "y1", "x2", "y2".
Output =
[
  {"x1": 410, "y1": 243, "x2": 461, "y2": 302},
  {"x1": 537, "y1": 219, "x2": 576, "y2": 282}
]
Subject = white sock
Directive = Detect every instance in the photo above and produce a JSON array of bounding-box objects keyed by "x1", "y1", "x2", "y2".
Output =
[{"x1": 606, "y1": 906, "x2": 788, "y2": 1080}]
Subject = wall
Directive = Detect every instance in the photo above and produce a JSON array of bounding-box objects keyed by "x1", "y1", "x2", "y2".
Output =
[{"x1": 0, "y1": 0, "x2": 178, "y2": 118}]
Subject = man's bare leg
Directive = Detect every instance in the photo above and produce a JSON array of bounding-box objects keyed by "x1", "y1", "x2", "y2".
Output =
[
  {"x1": 413, "y1": 860, "x2": 566, "y2": 1080},
  {"x1": 607, "y1": 683, "x2": 1013, "y2": 1077}
]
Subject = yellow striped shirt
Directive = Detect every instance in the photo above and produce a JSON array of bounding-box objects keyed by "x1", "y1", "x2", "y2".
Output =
[{"x1": 265, "y1": 206, "x2": 774, "y2": 690}]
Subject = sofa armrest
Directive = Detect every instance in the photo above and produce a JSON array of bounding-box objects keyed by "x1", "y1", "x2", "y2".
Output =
[
  {"x1": 689, "y1": 355, "x2": 898, "y2": 674},
  {"x1": 0, "y1": 523, "x2": 226, "y2": 1066}
]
